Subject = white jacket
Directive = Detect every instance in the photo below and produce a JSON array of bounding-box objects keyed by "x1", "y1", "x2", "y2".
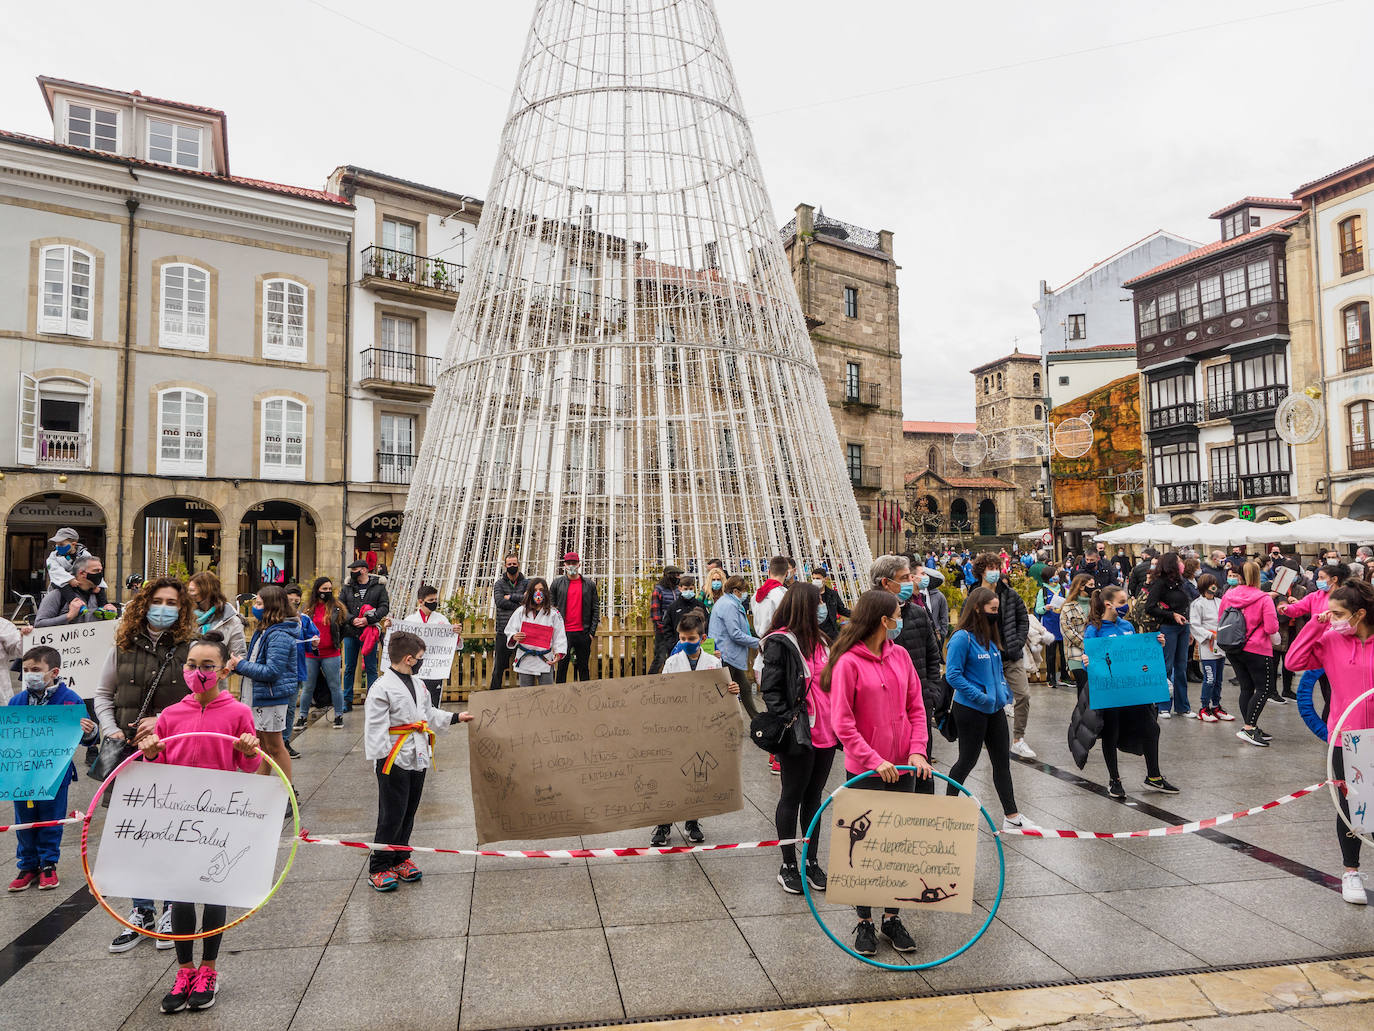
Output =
[
  {"x1": 404, "y1": 607, "x2": 450, "y2": 627},
  {"x1": 504, "y1": 606, "x2": 567, "y2": 675},
  {"x1": 363, "y1": 668, "x2": 460, "y2": 771},
  {"x1": 751, "y1": 585, "x2": 786, "y2": 675},
  {"x1": 663, "y1": 648, "x2": 722, "y2": 674},
  {"x1": 1022, "y1": 612, "x2": 1056, "y2": 672},
  {"x1": 1189, "y1": 596, "x2": 1222, "y2": 660},
  {"x1": 0, "y1": 618, "x2": 24, "y2": 665}
]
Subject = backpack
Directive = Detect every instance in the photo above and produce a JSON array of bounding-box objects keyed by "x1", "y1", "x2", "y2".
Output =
[
  {"x1": 1216, "y1": 603, "x2": 1252, "y2": 652},
  {"x1": 932, "y1": 675, "x2": 958, "y2": 743}
]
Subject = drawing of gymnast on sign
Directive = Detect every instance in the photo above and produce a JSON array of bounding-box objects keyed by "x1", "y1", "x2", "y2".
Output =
[
  {"x1": 834, "y1": 808, "x2": 872, "y2": 867},
  {"x1": 896, "y1": 877, "x2": 959, "y2": 904}
]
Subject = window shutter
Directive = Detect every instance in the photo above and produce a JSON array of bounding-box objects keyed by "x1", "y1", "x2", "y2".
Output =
[
  {"x1": 39, "y1": 247, "x2": 68, "y2": 334},
  {"x1": 68, "y1": 249, "x2": 93, "y2": 338},
  {"x1": 81, "y1": 380, "x2": 93, "y2": 468},
  {"x1": 16, "y1": 373, "x2": 38, "y2": 464}
]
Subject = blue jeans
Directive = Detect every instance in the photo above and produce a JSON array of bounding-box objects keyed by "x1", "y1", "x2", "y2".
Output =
[
  {"x1": 1160, "y1": 623, "x2": 1191, "y2": 713},
  {"x1": 304, "y1": 654, "x2": 345, "y2": 718},
  {"x1": 284, "y1": 681, "x2": 304, "y2": 745},
  {"x1": 1200, "y1": 657, "x2": 1225, "y2": 709},
  {"x1": 341, "y1": 637, "x2": 378, "y2": 711},
  {"x1": 15, "y1": 780, "x2": 69, "y2": 870}
]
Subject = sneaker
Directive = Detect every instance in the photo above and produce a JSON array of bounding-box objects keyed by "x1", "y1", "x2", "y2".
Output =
[
  {"x1": 650, "y1": 824, "x2": 671, "y2": 847},
  {"x1": 1199, "y1": 708, "x2": 1219, "y2": 723},
  {"x1": 1257, "y1": 728, "x2": 1274, "y2": 742},
  {"x1": 1214, "y1": 707, "x2": 1236, "y2": 722},
  {"x1": 1180, "y1": 710, "x2": 1198, "y2": 719},
  {"x1": 1269, "y1": 693, "x2": 1289, "y2": 705},
  {"x1": 1342, "y1": 870, "x2": 1368, "y2": 905},
  {"x1": 1003, "y1": 815, "x2": 1041, "y2": 832},
  {"x1": 1107, "y1": 778, "x2": 1125, "y2": 800},
  {"x1": 293, "y1": 716, "x2": 308, "y2": 731},
  {"x1": 853, "y1": 920, "x2": 878, "y2": 956},
  {"x1": 684, "y1": 820, "x2": 704, "y2": 843},
  {"x1": 187, "y1": 965, "x2": 219, "y2": 1010},
  {"x1": 768, "y1": 755, "x2": 781, "y2": 775},
  {"x1": 881, "y1": 915, "x2": 917, "y2": 953},
  {"x1": 1158, "y1": 709, "x2": 1172, "y2": 719},
  {"x1": 110, "y1": 907, "x2": 156, "y2": 952},
  {"x1": 805, "y1": 861, "x2": 828, "y2": 891},
  {"x1": 155, "y1": 906, "x2": 174, "y2": 949},
  {"x1": 394, "y1": 858, "x2": 422, "y2": 882},
  {"x1": 1236, "y1": 727, "x2": 1270, "y2": 748},
  {"x1": 161, "y1": 967, "x2": 196, "y2": 1014},
  {"x1": 285, "y1": 742, "x2": 302, "y2": 759},
  {"x1": 38, "y1": 866, "x2": 58, "y2": 890},
  {"x1": 1143, "y1": 775, "x2": 1180, "y2": 794},
  {"x1": 369, "y1": 869, "x2": 398, "y2": 892},
  {"x1": 1058, "y1": 678, "x2": 1076, "y2": 690},
  {"x1": 331, "y1": 715, "x2": 344, "y2": 730},
  {"x1": 1010, "y1": 739, "x2": 1036, "y2": 759},
  {"x1": 7, "y1": 870, "x2": 38, "y2": 892},
  {"x1": 777, "y1": 862, "x2": 803, "y2": 895}
]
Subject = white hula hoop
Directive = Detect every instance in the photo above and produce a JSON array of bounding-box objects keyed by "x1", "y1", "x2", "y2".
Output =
[{"x1": 1323, "y1": 684, "x2": 1374, "y2": 849}]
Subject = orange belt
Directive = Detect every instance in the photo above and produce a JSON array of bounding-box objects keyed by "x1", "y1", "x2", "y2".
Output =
[{"x1": 383, "y1": 720, "x2": 434, "y2": 774}]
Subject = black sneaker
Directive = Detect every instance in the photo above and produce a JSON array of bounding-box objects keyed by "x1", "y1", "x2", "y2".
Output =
[
  {"x1": 293, "y1": 716, "x2": 308, "y2": 731},
  {"x1": 187, "y1": 965, "x2": 219, "y2": 1010},
  {"x1": 1256, "y1": 728, "x2": 1274, "y2": 742},
  {"x1": 805, "y1": 861, "x2": 827, "y2": 891},
  {"x1": 161, "y1": 967, "x2": 195, "y2": 1013},
  {"x1": 1269, "y1": 693, "x2": 1289, "y2": 705},
  {"x1": 286, "y1": 742, "x2": 301, "y2": 759},
  {"x1": 333, "y1": 715, "x2": 344, "y2": 730},
  {"x1": 1143, "y1": 775, "x2": 1180, "y2": 794},
  {"x1": 1236, "y1": 727, "x2": 1270, "y2": 748},
  {"x1": 1107, "y1": 778, "x2": 1125, "y2": 800},
  {"x1": 110, "y1": 907, "x2": 155, "y2": 953},
  {"x1": 777, "y1": 862, "x2": 803, "y2": 894},
  {"x1": 853, "y1": 920, "x2": 878, "y2": 956},
  {"x1": 684, "y1": 820, "x2": 704, "y2": 843},
  {"x1": 881, "y1": 915, "x2": 917, "y2": 953},
  {"x1": 650, "y1": 824, "x2": 671, "y2": 847}
]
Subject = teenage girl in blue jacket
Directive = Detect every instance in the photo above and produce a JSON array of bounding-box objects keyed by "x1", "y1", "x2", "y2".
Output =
[{"x1": 228, "y1": 584, "x2": 299, "y2": 788}]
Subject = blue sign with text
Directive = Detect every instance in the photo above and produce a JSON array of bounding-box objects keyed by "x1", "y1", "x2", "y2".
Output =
[
  {"x1": 1085, "y1": 634, "x2": 1170, "y2": 710},
  {"x1": 0, "y1": 706, "x2": 85, "y2": 802}
]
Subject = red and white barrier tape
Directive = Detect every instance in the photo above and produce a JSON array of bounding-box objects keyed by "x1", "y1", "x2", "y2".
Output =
[
  {"x1": 295, "y1": 830, "x2": 805, "y2": 858},
  {"x1": 0, "y1": 811, "x2": 84, "y2": 834},
  {"x1": 1003, "y1": 781, "x2": 1330, "y2": 839}
]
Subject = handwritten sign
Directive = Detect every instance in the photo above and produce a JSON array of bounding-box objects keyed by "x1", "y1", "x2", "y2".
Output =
[
  {"x1": 0, "y1": 706, "x2": 86, "y2": 801},
  {"x1": 467, "y1": 669, "x2": 742, "y2": 843},
  {"x1": 1343, "y1": 730, "x2": 1374, "y2": 835},
  {"x1": 825, "y1": 788, "x2": 979, "y2": 914},
  {"x1": 93, "y1": 762, "x2": 288, "y2": 907},
  {"x1": 385, "y1": 620, "x2": 458, "y2": 681},
  {"x1": 1085, "y1": 634, "x2": 1170, "y2": 710},
  {"x1": 29, "y1": 619, "x2": 119, "y2": 700}
]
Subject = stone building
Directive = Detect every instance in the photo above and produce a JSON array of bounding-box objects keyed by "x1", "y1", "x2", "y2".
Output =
[
  {"x1": 1049, "y1": 374, "x2": 1145, "y2": 553},
  {"x1": 970, "y1": 349, "x2": 1047, "y2": 535},
  {"x1": 899, "y1": 420, "x2": 1016, "y2": 548},
  {"x1": 781, "y1": 205, "x2": 904, "y2": 554},
  {"x1": 1, "y1": 76, "x2": 353, "y2": 601}
]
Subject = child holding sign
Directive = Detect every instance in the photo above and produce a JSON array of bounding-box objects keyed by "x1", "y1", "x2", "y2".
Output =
[
  {"x1": 504, "y1": 578, "x2": 566, "y2": 686},
  {"x1": 137, "y1": 631, "x2": 260, "y2": 1013},
  {"x1": 652, "y1": 611, "x2": 721, "y2": 846},
  {"x1": 7, "y1": 646, "x2": 97, "y2": 892},
  {"x1": 365, "y1": 631, "x2": 471, "y2": 892},
  {"x1": 1081, "y1": 587, "x2": 1179, "y2": 799}
]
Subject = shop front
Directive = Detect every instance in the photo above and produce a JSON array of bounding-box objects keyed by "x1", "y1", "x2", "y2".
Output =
[
  {"x1": 134, "y1": 498, "x2": 223, "y2": 581},
  {"x1": 4, "y1": 493, "x2": 107, "y2": 603},
  {"x1": 353, "y1": 510, "x2": 404, "y2": 574},
  {"x1": 238, "y1": 500, "x2": 317, "y2": 596}
]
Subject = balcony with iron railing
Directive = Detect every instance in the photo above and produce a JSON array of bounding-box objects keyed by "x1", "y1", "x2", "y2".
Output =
[
  {"x1": 1241, "y1": 472, "x2": 1291, "y2": 498},
  {"x1": 842, "y1": 381, "x2": 881, "y2": 408},
  {"x1": 1148, "y1": 402, "x2": 1198, "y2": 432},
  {"x1": 849, "y1": 465, "x2": 882, "y2": 490},
  {"x1": 1234, "y1": 384, "x2": 1287, "y2": 415},
  {"x1": 1208, "y1": 478, "x2": 1240, "y2": 502},
  {"x1": 360, "y1": 246, "x2": 464, "y2": 302},
  {"x1": 359, "y1": 348, "x2": 442, "y2": 399},
  {"x1": 1205, "y1": 394, "x2": 1234, "y2": 420},
  {"x1": 1155, "y1": 482, "x2": 1199, "y2": 507},
  {"x1": 1342, "y1": 249, "x2": 1365, "y2": 276},
  {"x1": 1350, "y1": 443, "x2": 1374, "y2": 470},
  {"x1": 36, "y1": 429, "x2": 88, "y2": 469},
  {"x1": 377, "y1": 452, "x2": 416, "y2": 485},
  {"x1": 1343, "y1": 341, "x2": 1372, "y2": 372}
]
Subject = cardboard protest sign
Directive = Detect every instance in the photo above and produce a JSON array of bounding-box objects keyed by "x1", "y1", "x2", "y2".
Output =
[
  {"x1": 468, "y1": 668, "x2": 742, "y2": 843},
  {"x1": 0, "y1": 706, "x2": 86, "y2": 802},
  {"x1": 1085, "y1": 634, "x2": 1170, "y2": 710},
  {"x1": 385, "y1": 620, "x2": 458, "y2": 680},
  {"x1": 825, "y1": 787, "x2": 979, "y2": 914},
  {"x1": 28, "y1": 619, "x2": 119, "y2": 699},
  {"x1": 1342, "y1": 730, "x2": 1374, "y2": 834},
  {"x1": 93, "y1": 762, "x2": 288, "y2": 907}
]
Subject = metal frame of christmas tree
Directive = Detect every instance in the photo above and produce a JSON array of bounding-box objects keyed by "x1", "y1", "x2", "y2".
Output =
[{"x1": 391, "y1": 0, "x2": 873, "y2": 616}]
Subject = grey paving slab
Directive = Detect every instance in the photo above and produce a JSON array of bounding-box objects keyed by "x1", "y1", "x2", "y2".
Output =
[
  {"x1": 1111, "y1": 834, "x2": 1297, "y2": 884},
  {"x1": 695, "y1": 851, "x2": 847, "y2": 917},
  {"x1": 460, "y1": 926, "x2": 619, "y2": 1031},
  {"x1": 0, "y1": 949, "x2": 173, "y2": 1028},
  {"x1": 1211, "y1": 876, "x2": 1374, "y2": 952},
  {"x1": 469, "y1": 864, "x2": 601, "y2": 934},
  {"x1": 229, "y1": 876, "x2": 355, "y2": 950},
  {"x1": 918, "y1": 913, "x2": 1077, "y2": 993},
  {"x1": 605, "y1": 918, "x2": 781, "y2": 1017},
  {"x1": 972, "y1": 844, "x2": 1080, "y2": 899},
  {"x1": 1005, "y1": 836, "x2": 1190, "y2": 892},
  {"x1": 332, "y1": 872, "x2": 471, "y2": 944},
  {"x1": 590, "y1": 854, "x2": 730, "y2": 925},
  {"x1": 123, "y1": 944, "x2": 323, "y2": 1028},
  {"x1": 291, "y1": 936, "x2": 464, "y2": 1031}
]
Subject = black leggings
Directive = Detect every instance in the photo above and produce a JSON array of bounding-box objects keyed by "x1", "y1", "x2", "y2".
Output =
[
  {"x1": 1100, "y1": 707, "x2": 1161, "y2": 780},
  {"x1": 170, "y1": 902, "x2": 226, "y2": 965},
  {"x1": 1231, "y1": 650, "x2": 1272, "y2": 728},
  {"x1": 1046, "y1": 639, "x2": 1069, "y2": 681},
  {"x1": 847, "y1": 772, "x2": 920, "y2": 919},
  {"x1": 945, "y1": 701, "x2": 1018, "y2": 816},
  {"x1": 1334, "y1": 747, "x2": 1363, "y2": 869},
  {"x1": 776, "y1": 745, "x2": 836, "y2": 865}
]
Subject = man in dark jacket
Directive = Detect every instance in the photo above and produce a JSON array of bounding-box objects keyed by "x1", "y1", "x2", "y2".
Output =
[
  {"x1": 33, "y1": 555, "x2": 114, "y2": 627},
  {"x1": 872, "y1": 554, "x2": 941, "y2": 781},
  {"x1": 1085, "y1": 545, "x2": 1118, "y2": 591},
  {"x1": 970, "y1": 552, "x2": 1033, "y2": 757},
  {"x1": 551, "y1": 552, "x2": 600, "y2": 683},
  {"x1": 1128, "y1": 548, "x2": 1158, "y2": 597},
  {"x1": 811, "y1": 566, "x2": 851, "y2": 641},
  {"x1": 647, "y1": 564, "x2": 684, "y2": 675},
  {"x1": 489, "y1": 552, "x2": 528, "y2": 689},
  {"x1": 341, "y1": 559, "x2": 389, "y2": 708}
]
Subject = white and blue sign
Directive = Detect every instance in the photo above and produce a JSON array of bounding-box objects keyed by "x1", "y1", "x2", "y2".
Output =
[
  {"x1": 0, "y1": 706, "x2": 86, "y2": 801},
  {"x1": 1085, "y1": 635, "x2": 1170, "y2": 710}
]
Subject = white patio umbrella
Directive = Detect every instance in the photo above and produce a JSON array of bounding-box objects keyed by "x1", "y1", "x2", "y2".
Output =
[
  {"x1": 1092, "y1": 522, "x2": 1153, "y2": 545},
  {"x1": 1260, "y1": 515, "x2": 1352, "y2": 545},
  {"x1": 1190, "y1": 518, "x2": 1270, "y2": 548},
  {"x1": 1018, "y1": 528, "x2": 1049, "y2": 541}
]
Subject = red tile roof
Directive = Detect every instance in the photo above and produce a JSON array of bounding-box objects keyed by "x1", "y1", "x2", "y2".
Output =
[
  {"x1": 1123, "y1": 215, "x2": 1301, "y2": 287},
  {"x1": 969, "y1": 349, "x2": 1041, "y2": 375},
  {"x1": 37, "y1": 75, "x2": 225, "y2": 118},
  {"x1": 903, "y1": 420, "x2": 977, "y2": 435},
  {"x1": 1207, "y1": 196, "x2": 1302, "y2": 219},
  {"x1": 1294, "y1": 153, "x2": 1374, "y2": 200},
  {"x1": 0, "y1": 129, "x2": 352, "y2": 208},
  {"x1": 1047, "y1": 342, "x2": 1137, "y2": 357}
]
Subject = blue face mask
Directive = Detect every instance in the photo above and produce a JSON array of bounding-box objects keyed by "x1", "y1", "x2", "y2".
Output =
[
  {"x1": 886, "y1": 618, "x2": 902, "y2": 641},
  {"x1": 251, "y1": 604, "x2": 264, "y2": 619},
  {"x1": 147, "y1": 604, "x2": 179, "y2": 629},
  {"x1": 1226, "y1": 577, "x2": 1240, "y2": 587},
  {"x1": 817, "y1": 603, "x2": 828, "y2": 623},
  {"x1": 1115, "y1": 604, "x2": 1131, "y2": 617},
  {"x1": 897, "y1": 582, "x2": 914, "y2": 602},
  {"x1": 1318, "y1": 579, "x2": 1332, "y2": 592},
  {"x1": 670, "y1": 639, "x2": 701, "y2": 657},
  {"x1": 985, "y1": 570, "x2": 1001, "y2": 585},
  {"x1": 919, "y1": 576, "x2": 930, "y2": 590},
  {"x1": 56, "y1": 544, "x2": 73, "y2": 556}
]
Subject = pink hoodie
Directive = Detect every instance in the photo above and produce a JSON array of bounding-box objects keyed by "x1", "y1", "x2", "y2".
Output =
[
  {"x1": 1281, "y1": 589, "x2": 1329, "y2": 621},
  {"x1": 1286, "y1": 617, "x2": 1374, "y2": 733},
  {"x1": 153, "y1": 692, "x2": 263, "y2": 774},
  {"x1": 1217, "y1": 585, "x2": 1278, "y2": 656},
  {"x1": 828, "y1": 639, "x2": 928, "y2": 773}
]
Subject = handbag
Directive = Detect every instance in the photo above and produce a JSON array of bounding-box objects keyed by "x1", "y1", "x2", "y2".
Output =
[
  {"x1": 89, "y1": 645, "x2": 178, "y2": 782},
  {"x1": 748, "y1": 632, "x2": 810, "y2": 753}
]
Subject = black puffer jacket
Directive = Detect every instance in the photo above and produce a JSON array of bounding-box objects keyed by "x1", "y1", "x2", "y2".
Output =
[
  {"x1": 1068, "y1": 681, "x2": 1158, "y2": 769},
  {"x1": 1145, "y1": 576, "x2": 1192, "y2": 629},
  {"x1": 896, "y1": 598, "x2": 942, "y2": 690},
  {"x1": 758, "y1": 631, "x2": 815, "y2": 754},
  {"x1": 993, "y1": 580, "x2": 1029, "y2": 663}
]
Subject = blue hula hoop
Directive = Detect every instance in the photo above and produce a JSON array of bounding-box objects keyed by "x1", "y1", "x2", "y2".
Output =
[{"x1": 800, "y1": 767, "x2": 1006, "y2": 970}]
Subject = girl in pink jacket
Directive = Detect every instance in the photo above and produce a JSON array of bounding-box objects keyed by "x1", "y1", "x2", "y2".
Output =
[
  {"x1": 821, "y1": 589, "x2": 930, "y2": 959},
  {"x1": 1217, "y1": 562, "x2": 1279, "y2": 747},
  {"x1": 1285, "y1": 580, "x2": 1374, "y2": 905}
]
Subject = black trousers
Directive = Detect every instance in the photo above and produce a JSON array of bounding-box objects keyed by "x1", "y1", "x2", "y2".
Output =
[
  {"x1": 1100, "y1": 707, "x2": 1161, "y2": 781},
  {"x1": 489, "y1": 631, "x2": 515, "y2": 690},
  {"x1": 372, "y1": 761, "x2": 426, "y2": 873},
  {"x1": 1232, "y1": 650, "x2": 1272, "y2": 728},
  {"x1": 170, "y1": 902, "x2": 227, "y2": 965},
  {"x1": 1046, "y1": 639, "x2": 1070, "y2": 682},
  {"x1": 848, "y1": 771, "x2": 919, "y2": 919},
  {"x1": 946, "y1": 701, "x2": 1018, "y2": 816},
  {"x1": 423, "y1": 678, "x2": 443, "y2": 706},
  {"x1": 1334, "y1": 748, "x2": 1363, "y2": 869},
  {"x1": 776, "y1": 744, "x2": 836, "y2": 866},
  {"x1": 557, "y1": 631, "x2": 593, "y2": 682},
  {"x1": 648, "y1": 629, "x2": 675, "y2": 675}
]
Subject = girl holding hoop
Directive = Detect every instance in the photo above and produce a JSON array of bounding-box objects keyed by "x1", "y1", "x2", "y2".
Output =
[
  {"x1": 1286, "y1": 580, "x2": 1374, "y2": 905},
  {"x1": 137, "y1": 631, "x2": 260, "y2": 1012}
]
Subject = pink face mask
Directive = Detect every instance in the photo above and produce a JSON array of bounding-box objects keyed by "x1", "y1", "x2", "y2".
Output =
[
  {"x1": 1329, "y1": 618, "x2": 1354, "y2": 636},
  {"x1": 186, "y1": 668, "x2": 220, "y2": 695}
]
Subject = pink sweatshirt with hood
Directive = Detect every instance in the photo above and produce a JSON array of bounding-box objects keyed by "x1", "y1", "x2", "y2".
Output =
[
  {"x1": 828, "y1": 639, "x2": 928, "y2": 773},
  {"x1": 153, "y1": 691, "x2": 262, "y2": 774},
  {"x1": 1281, "y1": 589, "x2": 1329, "y2": 621},
  {"x1": 1286, "y1": 617, "x2": 1374, "y2": 733},
  {"x1": 1217, "y1": 584, "x2": 1278, "y2": 656}
]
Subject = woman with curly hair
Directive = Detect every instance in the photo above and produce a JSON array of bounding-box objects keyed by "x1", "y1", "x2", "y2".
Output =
[{"x1": 93, "y1": 575, "x2": 195, "y2": 954}]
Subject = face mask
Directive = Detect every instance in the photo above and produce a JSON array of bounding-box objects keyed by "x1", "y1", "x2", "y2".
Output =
[
  {"x1": 1115, "y1": 604, "x2": 1131, "y2": 617},
  {"x1": 670, "y1": 640, "x2": 701, "y2": 657},
  {"x1": 818, "y1": 603, "x2": 828, "y2": 623},
  {"x1": 251, "y1": 604, "x2": 264, "y2": 619},
  {"x1": 186, "y1": 668, "x2": 219, "y2": 695},
  {"x1": 897, "y1": 582, "x2": 914, "y2": 602},
  {"x1": 1330, "y1": 617, "x2": 1354, "y2": 635},
  {"x1": 710, "y1": 580, "x2": 722, "y2": 592},
  {"x1": 1049, "y1": 577, "x2": 1060, "y2": 585},
  {"x1": 147, "y1": 604, "x2": 179, "y2": 629},
  {"x1": 320, "y1": 590, "x2": 333, "y2": 599},
  {"x1": 812, "y1": 579, "x2": 825, "y2": 589},
  {"x1": 565, "y1": 565, "x2": 579, "y2": 577},
  {"x1": 919, "y1": 576, "x2": 930, "y2": 590},
  {"x1": 352, "y1": 570, "x2": 367, "y2": 581},
  {"x1": 886, "y1": 619, "x2": 902, "y2": 641},
  {"x1": 423, "y1": 600, "x2": 439, "y2": 611},
  {"x1": 507, "y1": 565, "x2": 519, "y2": 576},
  {"x1": 985, "y1": 571, "x2": 1000, "y2": 585},
  {"x1": 56, "y1": 544, "x2": 72, "y2": 556},
  {"x1": 1226, "y1": 577, "x2": 1240, "y2": 587},
  {"x1": 1317, "y1": 579, "x2": 1332, "y2": 592},
  {"x1": 533, "y1": 591, "x2": 546, "y2": 605},
  {"x1": 22, "y1": 672, "x2": 49, "y2": 695},
  {"x1": 1327, "y1": 558, "x2": 1340, "y2": 567}
]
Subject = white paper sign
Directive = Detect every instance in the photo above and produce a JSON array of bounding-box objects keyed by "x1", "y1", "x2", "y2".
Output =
[
  {"x1": 1343, "y1": 730, "x2": 1374, "y2": 834},
  {"x1": 385, "y1": 620, "x2": 458, "y2": 680},
  {"x1": 29, "y1": 619, "x2": 119, "y2": 699},
  {"x1": 93, "y1": 761, "x2": 287, "y2": 907}
]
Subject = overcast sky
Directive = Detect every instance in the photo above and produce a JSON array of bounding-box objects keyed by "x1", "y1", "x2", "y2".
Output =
[{"x1": 4, "y1": 0, "x2": 1371, "y2": 421}]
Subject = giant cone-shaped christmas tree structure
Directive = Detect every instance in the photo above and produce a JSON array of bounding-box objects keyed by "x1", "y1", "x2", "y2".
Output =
[{"x1": 392, "y1": 0, "x2": 873, "y2": 616}]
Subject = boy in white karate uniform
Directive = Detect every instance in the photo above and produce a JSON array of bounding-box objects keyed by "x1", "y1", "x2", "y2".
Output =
[
  {"x1": 364, "y1": 630, "x2": 471, "y2": 892},
  {"x1": 653, "y1": 612, "x2": 722, "y2": 847}
]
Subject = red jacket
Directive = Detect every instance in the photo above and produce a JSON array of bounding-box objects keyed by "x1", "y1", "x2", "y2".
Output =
[{"x1": 828, "y1": 639, "x2": 928, "y2": 774}]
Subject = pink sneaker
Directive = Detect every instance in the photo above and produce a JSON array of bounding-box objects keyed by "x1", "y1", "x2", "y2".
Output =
[
  {"x1": 161, "y1": 968, "x2": 196, "y2": 1013},
  {"x1": 394, "y1": 858, "x2": 422, "y2": 882},
  {"x1": 7, "y1": 871, "x2": 37, "y2": 892},
  {"x1": 188, "y1": 965, "x2": 219, "y2": 1010},
  {"x1": 769, "y1": 755, "x2": 781, "y2": 775}
]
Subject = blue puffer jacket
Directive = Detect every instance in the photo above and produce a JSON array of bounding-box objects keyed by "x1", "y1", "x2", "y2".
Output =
[{"x1": 237, "y1": 621, "x2": 301, "y2": 706}]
